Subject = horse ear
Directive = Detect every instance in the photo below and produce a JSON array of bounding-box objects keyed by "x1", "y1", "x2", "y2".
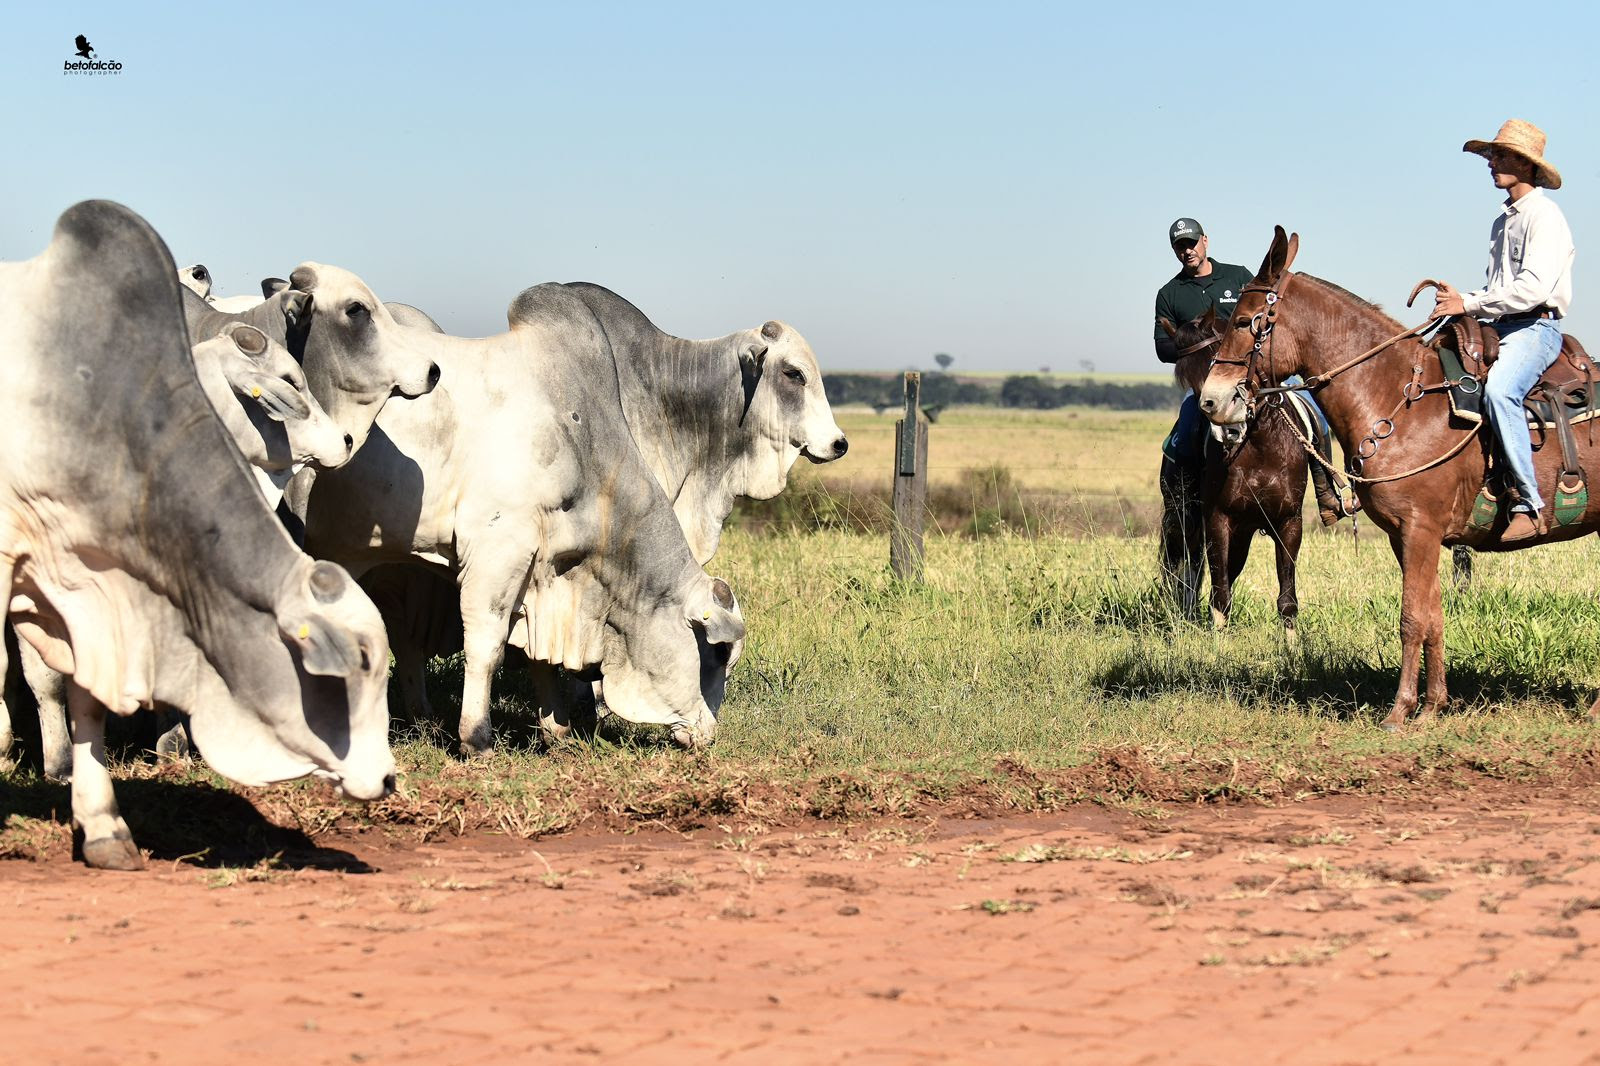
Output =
[
  {"x1": 1283, "y1": 231, "x2": 1300, "y2": 273},
  {"x1": 1254, "y1": 225, "x2": 1291, "y2": 283},
  {"x1": 1157, "y1": 316, "x2": 1178, "y2": 339},
  {"x1": 1199, "y1": 306, "x2": 1219, "y2": 331}
]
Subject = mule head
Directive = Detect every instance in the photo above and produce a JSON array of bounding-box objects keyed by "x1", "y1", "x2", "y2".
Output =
[
  {"x1": 1162, "y1": 308, "x2": 1221, "y2": 395},
  {"x1": 1198, "y1": 226, "x2": 1301, "y2": 439}
]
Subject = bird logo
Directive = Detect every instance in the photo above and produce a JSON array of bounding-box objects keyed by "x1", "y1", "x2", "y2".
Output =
[{"x1": 74, "y1": 35, "x2": 95, "y2": 59}]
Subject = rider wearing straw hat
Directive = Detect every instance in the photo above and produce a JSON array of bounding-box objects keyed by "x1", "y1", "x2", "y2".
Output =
[{"x1": 1432, "y1": 119, "x2": 1575, "y2": 542}]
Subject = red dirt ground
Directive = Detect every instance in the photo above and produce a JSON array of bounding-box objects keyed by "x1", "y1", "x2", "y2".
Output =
[{"x1": 6, "y1": 785, "x2": 1600, "y2": 1065}]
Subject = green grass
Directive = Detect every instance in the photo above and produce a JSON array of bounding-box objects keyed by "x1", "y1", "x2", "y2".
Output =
[{"x1": 6, "y1": 408, "x2": 1600, "y2": 858}]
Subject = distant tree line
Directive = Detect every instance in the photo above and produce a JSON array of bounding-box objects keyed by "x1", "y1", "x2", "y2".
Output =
[{"x1": 823, "y1": 373, "x2": 1181, "y2": 412}]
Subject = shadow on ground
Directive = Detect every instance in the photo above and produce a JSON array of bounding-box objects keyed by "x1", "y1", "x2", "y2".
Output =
[{"x1": 0, "y1": 775, "x2": 373, "y2": 871}]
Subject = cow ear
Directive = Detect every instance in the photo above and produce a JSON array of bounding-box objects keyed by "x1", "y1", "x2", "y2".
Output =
[
  {"x1": 687, "y1": 577, "x2": 744, "y2": 645},
  {"x1": 280, "y1": 614, "x2": 359, "y2": 677},
  {"x1": 226, "y1": 323, "x2": 271, "y2": 365},
  {"x1": 1157, "y1": 316, "x2": 1178, "y2": 339},
  {"x1": 261, "y1": 277, "x2": 289, "y2": 298},
  {"x1": 281, "y1": 290, "x2": 312, "y2": 329},
  {"x1": 233, "y1": 371, "x2": 311, "y2": 422}
]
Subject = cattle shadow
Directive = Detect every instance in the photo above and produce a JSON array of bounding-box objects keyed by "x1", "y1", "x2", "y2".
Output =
[
  {"x1": 0, "y1": 775, "x2": 374, "y2": 872},
  {"x1": 1089, "y1": 640, "x2": 1588, "y2": 722},
  {"x1": 394, "y1": 652, "x2": 686, "y2": 754}
]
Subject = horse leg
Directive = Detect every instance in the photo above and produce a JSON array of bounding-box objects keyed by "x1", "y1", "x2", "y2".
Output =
[
  {"x1": 1451, "y1": 545, "x2": 1474, "y2": 593},
  {"x1": 1273, "y1": 513, "x2": 1304, "y2": 647},
  {"x1": 1207, "y1": 512, "x2": 1249, "y2": 630},
  {"x1": 1181, "y1": 472, "x2": 1206, "y2": 620},
  {"x1": 1380, "y1": 529, "x2": 1444, "y2": 731}
]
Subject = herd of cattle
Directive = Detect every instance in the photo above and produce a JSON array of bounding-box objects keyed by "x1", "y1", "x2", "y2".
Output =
[{"x1": 0, "y1": 200, "x2": 847, "y2": 869}]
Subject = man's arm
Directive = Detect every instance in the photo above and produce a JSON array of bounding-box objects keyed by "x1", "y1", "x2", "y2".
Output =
[
  {"x1": 1153, "y1": 291, "x2": 1179, "y2": 363},
  {"x1": 1463, "y1": 205, "x2": 1574, "y2": 317}
]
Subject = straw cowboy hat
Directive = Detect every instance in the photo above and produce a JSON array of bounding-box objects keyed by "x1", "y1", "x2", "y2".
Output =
[{"x1": 1463, "y1": 119, "x2": 1562, "y2": 190}]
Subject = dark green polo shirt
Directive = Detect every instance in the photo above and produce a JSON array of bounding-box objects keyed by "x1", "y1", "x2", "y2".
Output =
[{"x1": 1153, "y1": 260, "x2": 1256, "y2": 341}]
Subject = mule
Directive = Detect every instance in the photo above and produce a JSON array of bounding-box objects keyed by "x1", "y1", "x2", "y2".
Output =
[
  {"x1": 1160, "y1": 314, "x2": 1345, "y2": 636},
  {"x1": 1198, "y1": 226, "x2": 1598, "y2": 728}
]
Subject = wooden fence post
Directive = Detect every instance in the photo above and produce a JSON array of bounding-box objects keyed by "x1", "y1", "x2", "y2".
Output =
[{"x1": 890, "y1": 372, "x2": 928, "y2": 581}]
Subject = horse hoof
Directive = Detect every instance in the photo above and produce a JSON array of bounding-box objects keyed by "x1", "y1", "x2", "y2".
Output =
[{"x1": 82, "y1": 835, "x2": 144, "y2": 871}]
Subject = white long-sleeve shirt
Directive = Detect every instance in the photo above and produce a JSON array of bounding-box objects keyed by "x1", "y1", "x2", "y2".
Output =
[{"x1": 1462, "y1": 188, "x2": 1575, "y2": 319}]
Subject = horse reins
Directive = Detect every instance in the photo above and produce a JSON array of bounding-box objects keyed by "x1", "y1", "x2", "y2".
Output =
[{"x1": 1210, "y1": 271, "x2": 1481, "y2": 485}]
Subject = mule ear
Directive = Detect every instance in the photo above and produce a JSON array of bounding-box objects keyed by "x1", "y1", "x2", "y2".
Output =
[
  {"x1": 1199, "y1": 306, "x2": 1219, "y2": 330},
  {"x1": 1282, "y1": 231, "x2": 1300, "y2": 273},
  {"x1": 1255, "y1": 225, "x2": 1290, "y2": 282},
  {"x1": 1157, "y1": 316, "x2": 1178, "y2": 339}
]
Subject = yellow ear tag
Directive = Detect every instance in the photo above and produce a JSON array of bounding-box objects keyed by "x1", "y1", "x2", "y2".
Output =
[
  {"x1": 297, "y1": 624, "x2": 311, "y2": 639},
  {"x1": 702, "y1": 610, "x2": 711, "y2": 620},
  {"x1": 251, "y1": 386, "x2": 263, "y2": 398}
]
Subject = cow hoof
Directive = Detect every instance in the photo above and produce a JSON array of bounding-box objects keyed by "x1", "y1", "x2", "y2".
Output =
[
  {"x1": 457, "y1": 736, "x2": 493, "y2": 759},
  {"x1": 82, "y1": 835, "x2": 144, "y2": 871},
  {"x1": 1379, "y1": 720, "x2": 1401, "y2": 734}
]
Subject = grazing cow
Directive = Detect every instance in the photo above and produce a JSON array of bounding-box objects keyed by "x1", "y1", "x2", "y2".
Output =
[
  {"x1": 9, "y1": 323, "x2": 358, "y2": 777},
  {"x1": 0, "y1": 201, "x2": 395, "y2": 869},
  {"x1": 295, "y1": 282, "x2": 745, "y2": 754},
  {"x1": 379, "y1": 285, "x2": 846, "y2": 730}
]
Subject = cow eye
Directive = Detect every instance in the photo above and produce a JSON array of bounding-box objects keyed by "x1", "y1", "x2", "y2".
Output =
[
  {"x1": 281, "y1": 374, "x2": 298, "y2": 387},
  {"x1": 783, "y1": 367, "x2": 806, "y2": 385},
  {"x1": 346, "y1": 302, "x2": 369, "y2": 319}
]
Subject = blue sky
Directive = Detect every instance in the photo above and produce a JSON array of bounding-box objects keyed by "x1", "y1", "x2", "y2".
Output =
[{"x1": 2, "y1": 2, "x2": 1594, "y2": 373}]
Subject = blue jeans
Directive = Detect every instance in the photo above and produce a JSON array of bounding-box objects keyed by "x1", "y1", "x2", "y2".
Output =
[
  {"x1": 1484, "y1": 317, "x2": 1564, "y2": 513},
  {"x1": 1162, "y1": 392, "x2": 1206, "y2": 469}
]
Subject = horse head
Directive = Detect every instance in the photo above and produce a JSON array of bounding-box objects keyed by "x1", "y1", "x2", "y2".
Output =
[{"x1": 1199, "y1": 226, "x2": 1301, "y2": 443}]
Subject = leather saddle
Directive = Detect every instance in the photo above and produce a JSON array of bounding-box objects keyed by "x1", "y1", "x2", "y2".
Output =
[{"x1": 1433, "y1": 316, "x2": 1596, "y2": 426}]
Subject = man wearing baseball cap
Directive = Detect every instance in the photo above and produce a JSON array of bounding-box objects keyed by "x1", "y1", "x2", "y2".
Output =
[
  {"x1": 1153, "y1": 219, "x2": 1255, "y2": 467},
  {"x1": 1431, "y1": 119, "x2": 1575, "y2": 542}
]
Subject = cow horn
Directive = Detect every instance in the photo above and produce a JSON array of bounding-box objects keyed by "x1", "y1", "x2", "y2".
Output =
[{"x1": 761, "y1": 321, "x2": 782, "y2": 340}]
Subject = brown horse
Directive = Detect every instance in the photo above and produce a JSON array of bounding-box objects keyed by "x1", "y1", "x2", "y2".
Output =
[
  {"x1": 1198, "y1": 226, "x2": 1598, "y2": 728},
  {"x1": 1159, "y1": 314, "x2": 1328, "y2": 637}
]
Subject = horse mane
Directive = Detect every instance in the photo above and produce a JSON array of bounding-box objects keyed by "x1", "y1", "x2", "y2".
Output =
[{"x1": 1293, "y1": 273, "x2": 1405, "y2": 331}]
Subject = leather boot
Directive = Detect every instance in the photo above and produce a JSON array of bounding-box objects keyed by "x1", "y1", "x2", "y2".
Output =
[
  {"x1": 1307, "y1": 416, "x2": 1353, "y2": 525},
  {"x1": 1502, "y1": 510, "x2": 1546, "y2": 543}
]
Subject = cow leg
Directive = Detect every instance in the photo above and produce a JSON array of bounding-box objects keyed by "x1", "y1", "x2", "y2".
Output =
[
  {"x1": 391, "y1": 638, "x2": 435, "y2": 726},
  {"x1": 455, "y1": 559, "x2": 532, "y2": 757},
  {"x1": 0, "y1": 641, "x2": 12, "y2": 773},
  {"x1": 1380, "y1": 529, "x2": 1443, "y2": 731},
  {"x1": 67, "y1": 683, "x2": 142, "y2": 871},
  {"x1": 18, "y1": 639, "x2": 72, "y2": 781},
  {"x1": 530, "y1": 660, "x2": 573, "y2": 742},
  {"x1": 1272, "y1": 513, "x2": 1303, "y2": 646}
]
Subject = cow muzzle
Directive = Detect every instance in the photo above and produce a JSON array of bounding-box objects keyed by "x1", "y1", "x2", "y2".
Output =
[{"x1": 802, "y1": 435, "x2": 849, "y2": 464}]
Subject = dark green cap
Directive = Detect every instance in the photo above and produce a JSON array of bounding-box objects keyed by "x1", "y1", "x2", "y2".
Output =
[{"x1": 1168, "y1": 218, "x2": 1205, "y2": 245}]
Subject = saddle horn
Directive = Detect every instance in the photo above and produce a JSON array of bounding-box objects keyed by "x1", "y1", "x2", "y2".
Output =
[{"x1": 1406, "y1": 278, "x2": 1444, "y2": 309}]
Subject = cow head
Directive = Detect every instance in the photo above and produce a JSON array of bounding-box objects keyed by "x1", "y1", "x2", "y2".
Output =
[
  {"x1": 597, "y1": 571, "x2": 745, "y2": 749},
  {"x1": 288, "y1": 262, "x2": 443, "y2": 452},
  {"x1": 193, "y1": 323, "x2": 353, "y2": 474},
  {"x1": 738, "y1": 320, "x2": 847, "y2": 498},
  {"x1": 186, "y1": 558, "x2": 396, "y2": 801}
]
